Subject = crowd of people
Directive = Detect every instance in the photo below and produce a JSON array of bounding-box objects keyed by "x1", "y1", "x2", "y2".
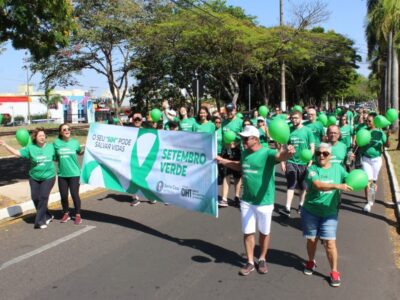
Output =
[{"x1": 0, "y1": 100, "x2": 394, "y2": 288}]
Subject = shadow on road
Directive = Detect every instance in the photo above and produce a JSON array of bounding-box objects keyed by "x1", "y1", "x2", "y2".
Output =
[{"x1": 0, "y1": 157, "x2": 30, "y2": 186}]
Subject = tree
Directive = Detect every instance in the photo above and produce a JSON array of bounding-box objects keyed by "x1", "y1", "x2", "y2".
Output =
[
  {"x1": 0, "y1": 0, "x2": 75, "y2": 60},
  {"x1": 31, "y1": 0, "x2": 147, "y2": 112},
  {"x1": 38, "y1": 89, "x2": 63, "y2": 119}
]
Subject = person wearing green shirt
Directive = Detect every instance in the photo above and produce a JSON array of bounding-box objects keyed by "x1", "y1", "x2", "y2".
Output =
[
  {"x1": 304, "y1": 108, "x2": 325, "y2": 147},
  {"x1": 213, "y1": 116, "x2": 223, "y2": 185},
  {"x1": 358, "y1": 114, "x2": 391, "y2": 212},
  {"x1": 344, "y1": 106, "x2": 354, "y2": 127},
  {"x1": 301, "y1": 142, "x2": 351, "y2": 287},
  {"x1": 256, "y1": 117, "x2": 269, "y2": 147},
  {"x1": 326, "y1": 125, "x2": 347, "y2": 166},
  {"x1": 219, "y1": 102, "x2": 244, "y2": 208},
  {"x1": 217, "y1": 125, "x2": 295, "y2": 276},
  {"x1": 339, "y1": 116, "x2": 353, "y2": 150},
  {"x1": 280, "y1": 111, "x2": 315, "y2": 217},
  {"x1": 192, "y1": 106, "x2": 215, "y2": 133},
  {"x1": 178, "y1": 106, "x2": 195, "y2": 132},
  {"x1": 250, "y1": 110, "x2": 259, "y2": 126},
  {"x1": 0, "y1": 127, "x2": 56, "y2": 229},
  {"x1": 55, "y1": 124, "x2": 84, "y2": 225}
]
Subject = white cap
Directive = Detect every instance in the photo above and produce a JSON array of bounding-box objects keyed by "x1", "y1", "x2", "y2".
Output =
[
  {"x1": 257, "y1": 116, "x2": 265, "y2": 121},
  {"x1": 239, "y1": 125, "x2": 260, "y2": 138}
]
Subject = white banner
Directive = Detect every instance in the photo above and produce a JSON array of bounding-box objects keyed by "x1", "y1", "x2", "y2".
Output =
[{"x1": 81, "y1": 124, "x2": 218, "y2": 216}]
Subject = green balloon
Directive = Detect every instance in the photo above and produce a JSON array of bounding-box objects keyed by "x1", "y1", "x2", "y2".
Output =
[
  {"x1": 317, "y1": 113, "x2": 328, "y2": 127},
  {"x1": 327, "y1": 115, "x2": 337, "y2": 126},
  {"x1": 15, "y1": 128, "x2": 30, "y2": 147},
  {"x1": 236, "y1": 112, "x2": 243, "y2": 119},
  {"x1": 374, "y1": 115, "x2": 391, "y2": 129},
  {"x1": 258, "y1": 106, "x2": 269, "y2": 117},
  {"x1": 269, "y1": 119, "x2": 290, "y2": 144},
  {"x1": 150, "y1": 108, "x2": 162, "y2": 122},
  {"x1": 0, "y1": 114, "x2": 3, "y2": 125},
  {"x1": 335, "y1": 107, "x2": 342, "y2": 115},
  {"x1": 223, "y1": 130, "x2": 236, "y2": 144},
  {"x1": 292, "y1": 105, "x2": 303, "y2": 113},
  {"x1": 356, "y1": 129, "x2": 371, "y2": 147},
  {"x1": 346, "y1": 169, "x2": 368, "y2": 191},
  {"x1": 300, "y1": 149, "x2": 313, "y2": 163},
  {"x1": 386, "y1": 108, "x2": 399, "y2": 123}
]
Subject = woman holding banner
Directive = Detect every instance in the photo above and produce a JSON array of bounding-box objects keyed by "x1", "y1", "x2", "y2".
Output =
[
  {"x1": 0, "y1": 127, "x2": 56, "y2": 229},
  {"x1": 54, "y1": 123, "x2": 84, "y2": 225}
]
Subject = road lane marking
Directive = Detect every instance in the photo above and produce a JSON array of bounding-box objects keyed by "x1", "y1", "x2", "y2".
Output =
[{"x1": 0, "y1": 225, "x2": 96, "y2": 271}]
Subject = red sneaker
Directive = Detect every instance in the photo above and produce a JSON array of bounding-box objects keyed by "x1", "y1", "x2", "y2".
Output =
[
  {"x1": 303, "y1": 260, "x2": 316, "y2": 275},
  {"x1": 60, "y1": 213, "x2": 71, "y2": 223},
  {"x1": 74, "y1": 215, "x2": 82, "y2": 225},
  {"x1": 330, "y1": 271, "x2": 341, "y2": 287}
]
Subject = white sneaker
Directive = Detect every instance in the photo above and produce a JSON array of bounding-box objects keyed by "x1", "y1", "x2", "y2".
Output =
[
  {"x1": 39, "y1": 224, "x2": 47, "y2": 229},
  {"x1": 363, "y1": 203, "x2": 371, "y2": 212}
]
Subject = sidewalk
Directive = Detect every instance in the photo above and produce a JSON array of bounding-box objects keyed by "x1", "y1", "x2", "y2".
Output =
[{"x1": 0, "y1": 180, "x2": 99, "y2": 222}]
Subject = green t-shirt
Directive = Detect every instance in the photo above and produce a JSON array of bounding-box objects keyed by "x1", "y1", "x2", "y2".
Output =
[
  {"x1": 258, "y1": 127, "x2": 269, "y2": 148},
  {"x1": 304, "y1": 120, "x2": 325, "y2": 147},
  {"x1": 251, "y1": 118, "x2": 258, "y2": 126},
  {"x1": 193, "y1": 121, "x2": 215, "y2": 133},
  {"x1": 304, "y1": 164, "x2": 347, "y2": 217},
  {"x1": 19, "y1": 143, "x2": 56, "y2": 181},
  {"x1": 339, "y1": 124, "x2": 353, "y2": 149},
  {"x1": 241, "y1": 147, "x2": 278, "y2": 206},
  {"x1": 359, "y1": 129, "x2": 387, "y2": 158},
  {"x1": 54, "y1": 138, "x2": 81, "y2": 177},
  {"x1": 354, "y1": 123, "x2": 367, "y2": 134},
  {"x1": 346, "y1": 110, "x2": 354, "y2": 126},
  {"x1": 221, "y1": 117, "x2": 243, "y2": 144},
  {"x1": 179, "y1": 117, "x2": 196, "y2": 132},
  {"x1": 216, "y1": 127, "x2": 223, "y2": 154},
  {"x1": 288, "y1": 126, "x2": 315, "y2": 165},
  {"x1": 330, "y1": 141, "x2": 347, "y2": 166}
]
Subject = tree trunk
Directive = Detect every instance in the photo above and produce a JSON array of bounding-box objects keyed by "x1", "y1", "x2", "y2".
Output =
[{"x1": 391, "y1": 43, "x2": 399, "y2": 131}]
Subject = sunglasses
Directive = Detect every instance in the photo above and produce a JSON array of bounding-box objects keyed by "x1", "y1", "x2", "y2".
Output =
[
  {"x1": 133, "y1": 117, "x2": 142, "y2": 121},
  {"x1": 214, "y1": 121, "x2": 221, "y2": 124},
  {"x1": 316, "y1": 151, "x2": 330, "y2": 157},
  {"x1": 241, "y1": 136, "x2": 253, "y2": 142},
  {"x1": 62, "y1": 128, "x2": 71, "y2": 132}
]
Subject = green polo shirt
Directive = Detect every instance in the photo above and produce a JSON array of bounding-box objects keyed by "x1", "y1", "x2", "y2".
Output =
[{"x1": 19, "y1": 143, "x2": 56, "y2": 181}]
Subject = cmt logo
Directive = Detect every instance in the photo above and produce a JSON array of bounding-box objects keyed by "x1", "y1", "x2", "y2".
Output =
[{"x1": 181, "y1": 188, "x2": 192, "y2": 198}]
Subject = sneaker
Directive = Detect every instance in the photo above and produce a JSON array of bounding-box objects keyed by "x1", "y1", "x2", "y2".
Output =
[
  {"x1": 257, "y1": 260, "x2": 268, "y2": 274},
  {"x1": 298, "y1": 204, "x2": 302, "y2": 214},
  {"x1": 149, "y1": 200, "x2": 157, "y2": 204},
  {"x1": 233, "y1": 196, "x2": 240, "y2": 207},
  {"x1": 218, "y1": 199, "x2": 228, "y2": 207},
  {"x1": 131, "y1": 196, "x2": 140, "y2": 207},
  {"x1": 35, "y1": 224, "x2": 47, "y2": 229},
  {"x1": 303, "y1": 260, "x2": 316, "y2": 275},
  {"x1": 46, "y1": 215, "x2": 54, "y2": 225},
  {"x1": 330, "y1": 271, "x2": 341, "y2": 287},
  {"x1": 74, "y1": 215, "x2": 82, "y2": 225},
  {"x1": 363, "y1": 203, "x2": 371, "y2": 213},
  {"x1": 279, "y1": 208, "x2": 291, "y2": 217},
  {"x1": 60, "y1": 213, "x2": 71, "y2": 223},
  {"x1": 239, "y1": 262, "x2": 255, "y2": 276}
]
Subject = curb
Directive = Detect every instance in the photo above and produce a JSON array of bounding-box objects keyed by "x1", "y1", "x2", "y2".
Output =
[
  {"x1": 384, "y1": 149, "x2": 400, "y2": 220},
  {"x1": 0, "y1": 184, "x2": 98, "y2": 222}
]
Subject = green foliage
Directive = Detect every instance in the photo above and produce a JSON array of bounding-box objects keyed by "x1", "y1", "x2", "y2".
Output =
[{"x1": 0, "y1": 0, "x2": 76, "y2": 60}]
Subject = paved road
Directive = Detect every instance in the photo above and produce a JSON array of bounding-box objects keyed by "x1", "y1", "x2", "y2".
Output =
[{"x1": 0, "y1": 169, "x2": 399, "y2": 299}]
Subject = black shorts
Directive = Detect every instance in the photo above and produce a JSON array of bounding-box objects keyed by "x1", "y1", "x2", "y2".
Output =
[
  {"x1": 221, "y1": 146, "x2": 242, "y2": 179},
  {"x1": 286, "y1": 162, "x2": 307, "y2": 190}
]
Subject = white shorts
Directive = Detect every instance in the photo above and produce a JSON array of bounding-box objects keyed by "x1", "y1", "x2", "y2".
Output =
[
  {"x1": 361, "y1": 156, "x2": 382, "y2": 181},
  {"x1": 240, "y1": 201, "x2": 274, "y2": 235}
]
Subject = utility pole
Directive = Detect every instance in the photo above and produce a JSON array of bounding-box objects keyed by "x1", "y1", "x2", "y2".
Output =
[
  {"x1": 280, "y1": 0, "x2": 287, "y2": 112},
  {"x1": 24, "y1": 53, "x2": 31, "y2": 124}
]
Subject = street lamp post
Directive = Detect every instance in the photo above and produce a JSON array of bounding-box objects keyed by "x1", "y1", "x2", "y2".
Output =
[{"x1": 24, "y1": 53, "x2": 31, "y2": 124}]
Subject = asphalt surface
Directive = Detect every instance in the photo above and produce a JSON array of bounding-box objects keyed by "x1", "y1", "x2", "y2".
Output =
[{"x1": 0, "y1": 168, "x2": 399, "y2": 299}]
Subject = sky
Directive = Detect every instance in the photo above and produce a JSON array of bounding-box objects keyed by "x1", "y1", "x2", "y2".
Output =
[{"x1": 0, "y1": 0, "x2": 369, "y2": 97}]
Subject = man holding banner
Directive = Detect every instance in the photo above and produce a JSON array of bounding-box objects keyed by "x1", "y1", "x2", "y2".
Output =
[{"x1": 217, "y1": 125, "x2": 295, "y2": 276}]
